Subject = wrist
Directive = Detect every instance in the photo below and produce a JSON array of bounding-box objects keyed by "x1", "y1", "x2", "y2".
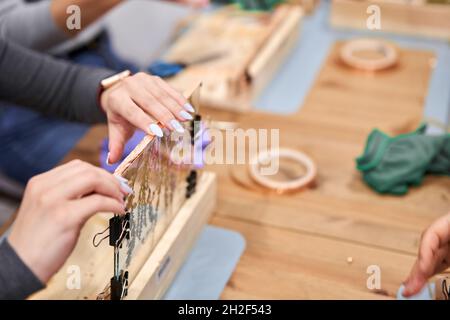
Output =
[
  {"x1": 98, "y1": 70, "x2": 132, "y2": 113},
  {"x1": 8, "y1": 232, "x2": 50, "y2": 283}
]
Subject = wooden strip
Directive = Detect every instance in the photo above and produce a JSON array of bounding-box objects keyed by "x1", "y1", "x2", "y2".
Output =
[{"x1": 127, "y1": 172, "x2": 217, "y2": 299}]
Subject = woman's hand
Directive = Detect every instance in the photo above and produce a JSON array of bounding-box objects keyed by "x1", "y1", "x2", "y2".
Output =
[
  {"x1": 100, "y1": 73, "x2": 195, "y2": 164},
  {"x1": 8, "y1": 160, "x2": 131, "y2": 283},
  {"x1": 403, "y1": 213, "x2": 450, "y2": 297}
]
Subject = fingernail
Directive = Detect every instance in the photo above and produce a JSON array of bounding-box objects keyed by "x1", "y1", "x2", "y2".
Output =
[
  {"x1": 170, "y1": 119, "x2": 185, "y2": 133},
  {"x1": 115, "y1": 176, "x2": 134, "y2": 194},
  {"x1": 183, "y1": 103, "x2": 195, "y2": 113},
  {"x1": 116, "y1": 176, "x2": 128, "y2": 183},
  {"x1": 180, "y1": 110, "x2": 193, "y2": 120},
  {"x1": 106, "y1": 152, "x2": 111, "y2": 166},
  {"x1": 149, "y1": 123, "x2": 163, "y2": 137}
]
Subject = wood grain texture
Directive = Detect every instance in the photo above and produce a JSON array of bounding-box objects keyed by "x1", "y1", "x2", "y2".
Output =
[
  {"x1": 202, "y1": 43, "x2": 449, "y2": 299},
  {"x1": 330, "y1": 0, "x2": 450, "y2": 40},
  {"x1": 61, "y1": 43, "x2": 448, "y2": 299},
  {"x1": 165, "y1": 5, "x2": 303, "y2": 112}
]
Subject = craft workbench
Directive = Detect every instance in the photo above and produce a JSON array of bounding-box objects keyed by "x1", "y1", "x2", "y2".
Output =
[
  {"x1": 60, "y1": 38, "x2": 449, "y2": 298},
  {"x1": 2, "y1": 0, "x2": 442, "y2": 299}
]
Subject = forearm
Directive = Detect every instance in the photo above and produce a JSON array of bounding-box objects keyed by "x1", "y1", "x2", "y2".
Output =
[
  {"x1": 0, "y1": 0, "x2": 67, "y2": 51},
  {"x1": 51, "y1": 0, "x2": 123, "y2": 36},
  {"x1": 0, "y1": 0, "x2": 123, "y2": 51},
  {"x1": 0, "y1": 38, "x2": 113, "y2": 123},
  {"x1": 0, "y1": 240, "x2": 44, "y2": 300}
]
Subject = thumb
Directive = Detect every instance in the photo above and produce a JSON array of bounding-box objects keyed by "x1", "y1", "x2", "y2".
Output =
[
  {"x1": 107, "y1": 121, "x2": 134, "y2": 165},
  {"x1": 403, "y1": 261, "x2": 428, "y2": 297}
]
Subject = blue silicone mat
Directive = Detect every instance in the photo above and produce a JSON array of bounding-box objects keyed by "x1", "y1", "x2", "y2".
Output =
[{"x1": 164, "y1": 225, "x2": 246, "y2": 300}]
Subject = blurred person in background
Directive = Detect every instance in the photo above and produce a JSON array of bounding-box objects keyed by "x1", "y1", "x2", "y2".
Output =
[
  {"x1": 0, "y1": 0, "x2": 208, "y2": 186},
  {"x1": 0, "y1": 30, "x2": 197, "y2": 298}
]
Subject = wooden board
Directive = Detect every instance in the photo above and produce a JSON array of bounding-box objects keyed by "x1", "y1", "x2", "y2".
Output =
[
  {"x1": 59, "y1": 43, "x2": 448, "y2": 299},
  {"x1": 31, "y1": 84, "x2": 218, "y2": 300},
  {"x1": 128, "y1": 173, "x2": 217, "y2": 299},
  {"x1": 30, "y1": 172, "x2": 216, "y2": 300},
  {"x1": 330, "y1": 0, "x2": 450, "y2": 40},
  {"x1": 165, "y1": 5, "x2": 303, "y2": 112}
]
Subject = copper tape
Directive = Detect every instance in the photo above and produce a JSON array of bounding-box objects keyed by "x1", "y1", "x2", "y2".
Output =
[
  {"x1": 230, "y1": 148, "x2": 317, "y2": 195},
  {"x1": 340, "y1": 38, "x2": 399, "y2": 72}
]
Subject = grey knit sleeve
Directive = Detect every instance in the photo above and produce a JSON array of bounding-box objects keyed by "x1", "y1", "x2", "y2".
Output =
[
  {"x1": 0, "y1": 38, "x2": 113, "y2": 123},
  {"x1": 0, "y1": 0, "x2": 68, "y2": 51},
  {"x1": 0, "y1": 239, "x2": 44, "y2": 300}
]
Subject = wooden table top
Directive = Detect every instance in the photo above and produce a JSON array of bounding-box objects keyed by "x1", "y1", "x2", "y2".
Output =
[{"x1": 64, "y1": 42, "x2": 449, "y2": 299}]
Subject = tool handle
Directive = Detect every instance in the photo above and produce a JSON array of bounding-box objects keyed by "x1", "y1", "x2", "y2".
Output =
[{"x1": 148, "y1": 60, "x2": 185, "y2": 78}]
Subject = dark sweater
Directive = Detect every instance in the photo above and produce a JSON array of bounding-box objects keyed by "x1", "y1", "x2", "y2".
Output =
[
  {"x1": 0, "y1": 240, "x2": 43, "y2": 300},
  {"x1": 0, "y1": 37, "x2": 111, "y2": 123},
  {"x1": 0, "y1": 38, "x2": 115, "y2": 299}
]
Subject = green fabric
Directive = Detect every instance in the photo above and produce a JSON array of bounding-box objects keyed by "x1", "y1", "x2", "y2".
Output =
[
  {"x1": 212, "y1": 0, "x2": 284, "y2": 11},
  {"x1": 356, "y1": 124, "x2": 450, "y2": 195}
]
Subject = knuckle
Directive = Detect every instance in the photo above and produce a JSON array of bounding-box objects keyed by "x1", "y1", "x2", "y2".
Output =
[
  {"x1": 152, "y1": 90, "x2": 165, "y2": 101},
  {"x1": 160, "y1": 97, "x2": 177, "y2": 110},
  {"x1": 81, "y1": 168, "x2": 98, "y2": 181},
  {"x1": 69, "y1": 159, "x2": 83, "y2": 166},
  {"x1": 109, "y1": 88, "x2": 123, "y2": 101},
  {"x1": 136, "y1": 72, "x2": 148, "y2": 80},
  {"x1": 38, "y1": 193, "x2": 53, "y2": 207},
  {"x1": 151, "y1": 75, "x2": 162, "y2": 82},
  {"x1": 155, "y1": 108, "x2": 173, "y2": 123},
  {"x1": 26, "y1": 176, "x2": 40, "y2": 194},
  {"x1": 122, "y1": 77, "x2": 134, "y2": 87}
]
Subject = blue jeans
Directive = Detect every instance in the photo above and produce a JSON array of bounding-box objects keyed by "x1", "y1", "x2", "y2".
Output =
[
  {"x1": 0, "y1": 105, "x2": 89, "y2": 184},
  {"x1": 0, "y1": 31, "x2": 138, "y2": 184}
]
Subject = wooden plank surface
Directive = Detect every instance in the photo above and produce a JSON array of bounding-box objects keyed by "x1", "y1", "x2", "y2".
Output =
[
  {"x1": 63, "y1": 42, "x2": 449, "y2": 299},
  {"x1": 330, "y1": 0, "x2": 450, "y2": 40}
]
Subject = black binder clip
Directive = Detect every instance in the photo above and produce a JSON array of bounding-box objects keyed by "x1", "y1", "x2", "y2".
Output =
[
  {"x1": 186, "y1": 170, "x2": 197, "y2": 198},
  {"x1": 190, "y1": 114, "x2": 202, "y2": 145},
  {"x1": 109, "y1": 212, "x2": 130, "y2": 247},
  {"x1": 110, "y1": 270, "x2": 129, "y2": 300}
]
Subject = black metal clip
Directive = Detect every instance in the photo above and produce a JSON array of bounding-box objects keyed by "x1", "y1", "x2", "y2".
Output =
[
  {"x1": 110, "y1": 270, "x2": 129, "y2": 300},
  {"x1": 109, "y1": 212, "x2": 130, "y2": 247},
  {"x1": 190, "y1": 114, "x2": 202, "y2": 145},
  {"x1": 186, "y1": 170, "x2": 197, "y2": 199}
]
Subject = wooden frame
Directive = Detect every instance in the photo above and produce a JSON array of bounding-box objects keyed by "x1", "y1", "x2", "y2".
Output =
[
  {"x1": 330, "y1": 0, "x2": 450, "y2": 40},
  {"x1": 31, "y1": 84, "x2": 218, "y2": 300},
  {"x1": 30, "y1": 172, "x2": 217, "y2": 300}
]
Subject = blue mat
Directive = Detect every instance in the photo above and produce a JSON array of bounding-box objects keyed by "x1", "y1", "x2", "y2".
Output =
[
  {"x1": 163, "y1": 225, "x2": 246, "y2": 300},
  {"x1": 397, "y1": 283, "x2": 435, "y2": 300}
]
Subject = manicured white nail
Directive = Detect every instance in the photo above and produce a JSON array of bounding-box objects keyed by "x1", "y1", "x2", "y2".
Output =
[
  {"x1": 170, "y1": 119, "x2": 185, "y2": 133},
  {"x1": 114, "y1": 176, "x2": 134, "y2": 194},
  {"x1": 149, "y1": 123, "x2": 163, "y2": 137},
  {"x1": 116, "y1": 176, "x2": 128, "y2": 183},
  {"x1": 183, "y1": 103, "x2": 195, "y2": 113},
  {"x1": 106, "y1": 152, "x2": 111, "y2": 166},
  {"x1": 180, "y1": 110, "x2": 193, "y2": 120}
]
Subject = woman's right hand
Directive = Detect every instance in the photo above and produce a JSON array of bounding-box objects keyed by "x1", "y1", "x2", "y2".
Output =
[
  {"x1": 403, "y1": 213, "x2": 450, "y2": 297},
  {"x1": 8, "y1": 160, "x2": 130, "y2": 283}
]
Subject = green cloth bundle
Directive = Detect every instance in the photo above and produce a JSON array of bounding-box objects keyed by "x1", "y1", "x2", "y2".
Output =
[
  {"x1": 212, "y1": 0, "x2": 284, "y2": 11},
  {"x1": 356, "y1": 124, "x2": 450, "y2": 195}
]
